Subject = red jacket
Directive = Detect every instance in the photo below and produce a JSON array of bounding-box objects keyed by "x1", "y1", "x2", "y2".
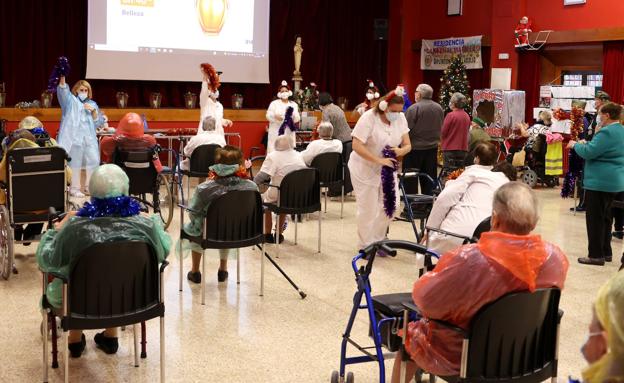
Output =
[{"x1": 441, "y1": 109, "x2": 470, "y2": 151}]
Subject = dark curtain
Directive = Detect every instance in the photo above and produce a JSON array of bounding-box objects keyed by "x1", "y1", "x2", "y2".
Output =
[
  {"x1": 421, "y1": 47, "x2": 491, "y2": 110},
  {"x1": 603, "y1": 41, "x2": 624, "y2": 104},
  {"x1": 517, "y1": 50, "x2": 541, "y2": 124},
  {"x1": 0, "y1": 0, "x2": 388, "y2": 109}
]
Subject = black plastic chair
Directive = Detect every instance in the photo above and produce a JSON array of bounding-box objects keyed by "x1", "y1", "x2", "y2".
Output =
[
  {"x1": 0, "y1": 146, "x2": 69, "y2": 279},
  {"x1": 114, "y1": 147, "x2": 174, "y2": 229},
  {"x1": 179, "y1": 190, "x2": 267, "y2": 301},
  {"x1": 310, "y1": 152, "x2": 344, "y2": 218},
  {"x1": 402, "y1": 288, "x2": 562, "y2": 383},
  {"x1": 426, "y1": 216, "x2": 492, "y2": 248},
  {"x1": 181, "y1": 144, "x2": 220, "y2": 195},
  {"x1": 41, "y1": 241, "x2": 168, "y2": 383},
  {"x1": 264, "y1": 167, "x2": 322, "y2": 253}
]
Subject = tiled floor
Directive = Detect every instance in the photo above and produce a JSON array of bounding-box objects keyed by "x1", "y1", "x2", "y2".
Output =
[{"x1": 0, "y1": 186, "x2": 620, "y2": 382}]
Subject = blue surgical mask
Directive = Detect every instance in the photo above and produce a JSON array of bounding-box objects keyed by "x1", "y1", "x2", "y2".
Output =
[
  {"x1": 78, "y1": 92, "x2": 88, "y2": 101},
  {"x1": 386, "y1": 112, "x2": 400, "y2": 122}
]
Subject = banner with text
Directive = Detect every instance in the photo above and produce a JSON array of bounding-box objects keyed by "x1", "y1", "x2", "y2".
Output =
[{"x1": 421, "y1": 35, "x2": 483, "y2": 70}]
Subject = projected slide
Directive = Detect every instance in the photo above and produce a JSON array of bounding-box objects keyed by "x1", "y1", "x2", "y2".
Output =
[{"x1": 86, "y1": 0, "x2": 270, "y2": 83}]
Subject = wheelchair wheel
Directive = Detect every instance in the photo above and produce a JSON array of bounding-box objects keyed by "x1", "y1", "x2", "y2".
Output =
[
  {"x1": 346, "y1": 372, "x2": 354, "y2": 383},
  {"x1": 330, "y1": 371, "x2": 339, "y2": 383},
  {"x1": 0, "y1": 205, "x2": 14, "y2": 280},
  {"x1": 521, "y1": 169, "x2": 538, "y2": 188},
  {"x1": 544, "y1": 176, "x2": 557, "y2": 188},
  {"x1": 155, "y1": 173, "x2": 174, "y2": 230}
]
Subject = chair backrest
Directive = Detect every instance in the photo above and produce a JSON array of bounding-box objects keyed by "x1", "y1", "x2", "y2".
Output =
[
  {"x1": 66, "y1": 241, "x2": 162, "y2": 330},
  {"x1": 465, "y1": 288, "x2": 561, "y2": 382},
  {"x1": 202, "y1": 189, "x2": 264, "y2": 248},
  {"x1": 189, "y1": 144, "x2": 220, "y2": 176},
  {"x1": 7, "y1": 146, "x2": 67, "y2": 216},
  {"x1": 472, "y1": 217, "x2": 491, "y2": 240},
  {"x1": 114, "y1": 148, "x2": 157, "y2": 195},
  {"x1": 277, "y1": 168, "x2": 321, "y2": 214},
  {"x1": 310, "y1": 151, "x2": 343, "y2": 185}
]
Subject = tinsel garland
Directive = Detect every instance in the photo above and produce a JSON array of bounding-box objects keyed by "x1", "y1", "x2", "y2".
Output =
[
  {"x1": 76, "y1": 196, "x2": 141, "y2": 218},
  {"x1": 46, "y1": 56, "x2": 71, "y2": 93},
  {"x1": 381, "y1": 146, "x2": 398, "y2": 218},
  {"x1": 446, "y1": 168, "x2": 465, "y2": 181},
  {"x1": 208, "y1": 165, "x2": 249, "y2": 180},
  {"x1": 278, "y1": 106, "x2": 298, "y2": 135},
  {"x1": 561, "y1": 107, "x2": 585, "y2": 198},
  {"x1": 166, "y1": 127, "x2": 198, "y2": 136}
]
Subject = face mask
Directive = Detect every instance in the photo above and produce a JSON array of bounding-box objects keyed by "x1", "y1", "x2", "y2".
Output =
[
  {"x1": 386, "y1": 112, "x2": 400, "y2": 122},
  {"x1": 366, "y1": 93, "x2": 375, "y2": 101},
  {"x1": 279, "y1": 92, "x2": 290, "y2": 100},
  {"x1": 210, "y1": 90, "x2": 220, "y2": 100},
  {"x1": 78, "y1": 92, "x2": 88, "y2": 101}
]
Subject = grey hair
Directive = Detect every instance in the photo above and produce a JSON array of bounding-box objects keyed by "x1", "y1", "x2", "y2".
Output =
[
  {"x1": 202, "y1": 116, "x2": 216, "y2": 131},
  {"x1": 492, "y1": 182, "x2": 540, "y2": 235},
  {"x1": 450, "y1": 92, "x2": 467, "y2": 109},
  {"x1": 318, "y1": 122, "x2": 334, "y2": 139},
  {"x1": 274, "y1": 135, "x2": 294, "y2": 151},
  {"x1": 416, "y1": 84, "x2": 433, "y2": 99}
]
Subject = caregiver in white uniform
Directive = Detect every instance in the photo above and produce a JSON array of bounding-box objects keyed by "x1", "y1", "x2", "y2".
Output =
[
  {"x1": 265, "y1": 80, "x2": 300, "y2": 153},
  {"x1": 348, "y1": 86, "x2": 411, "y2": 249}
]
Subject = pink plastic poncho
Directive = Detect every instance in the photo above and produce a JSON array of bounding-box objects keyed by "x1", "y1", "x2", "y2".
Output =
[{"x1": 405, "y1": 231, "x2": 569, "y2": 376}]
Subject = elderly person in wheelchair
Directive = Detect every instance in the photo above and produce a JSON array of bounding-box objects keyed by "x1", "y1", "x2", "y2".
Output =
[
  {"x1": 0, "y1": 129, "x2": 72, "y2": 243},
  {"x1": 425, "y1": 141, "x2": 512, "y2": 254},
  {"x1": 183, "y1": 145, "x2": 257, "y2": 284},
  {"x1": 36, "y1": 164, "x2": 170, "y2": 357},
  {"x1": 391, "y1": 182, "x2": 569, "y2": 381},
  {"x1": 300, "y1": 121, "x2": 342, "y2": 166},
  {"x1": 100, "y1": 112, "x2": 161, "y2": 171},
  {"x1": 253, "y1": 135, "x2": 306, "y2": 243}
]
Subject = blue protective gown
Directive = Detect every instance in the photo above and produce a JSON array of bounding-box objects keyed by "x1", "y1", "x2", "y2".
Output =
[{"x1": 56, "y1": 84, "x2": 103, "y2": 169}]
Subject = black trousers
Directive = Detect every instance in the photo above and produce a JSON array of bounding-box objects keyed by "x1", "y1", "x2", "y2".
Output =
[
  {"x1": 403, "y1": 147, "x2": 438, "y2": 195},
  {"x1": 612, "y1": 191, "x2": 624, "y2": 232},
  {"x1": 585, "y1": 190, "x2": 616, "y2": 260}
]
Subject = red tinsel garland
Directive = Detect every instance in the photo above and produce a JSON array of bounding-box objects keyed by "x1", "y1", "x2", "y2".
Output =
[
  {"x1": 568, "y1": 107, "x2": 584, "y2": 141},
  {"x1": 166, "y1": 128, "x2": 197, "y2": 136}
]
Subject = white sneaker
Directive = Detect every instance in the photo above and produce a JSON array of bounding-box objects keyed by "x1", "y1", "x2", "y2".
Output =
[{"x1": 69, "y1": 188, "x2": 85, "y2": 198}]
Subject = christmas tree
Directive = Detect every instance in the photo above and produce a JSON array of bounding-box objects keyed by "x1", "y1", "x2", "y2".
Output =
[{"x1": 439, "y1": 55, "x2": 471, "y2": 115}]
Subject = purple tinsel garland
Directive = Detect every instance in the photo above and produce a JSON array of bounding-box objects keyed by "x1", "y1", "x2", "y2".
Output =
[
  {"x1": 46, "y1": 56, "x2": 71, "y2": 93},
  {"x1": 561, "y1": 149, "x2": 583, "y2": 198},
  {"x1": 381, "y1": 146, "x2": 398, "y2": 218},
  {"x1": 278, "y1": 106, "x2": 298, "y2": 135},
  {"x1": 76, "y1": 196, "x2": 141, "y2": 218}
]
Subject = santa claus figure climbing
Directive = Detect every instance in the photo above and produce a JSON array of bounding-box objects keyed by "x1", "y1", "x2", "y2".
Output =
[{"x1": 514, "y1": 16, "x2": 532, "y2": 48}]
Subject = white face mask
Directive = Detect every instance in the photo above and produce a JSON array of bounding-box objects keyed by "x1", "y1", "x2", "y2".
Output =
[
  {"x1": 278, "y1": 92, "x2": 290, "y2": 100},
  {"x1": 385, "y1": 112, "x2": 400, "y2": 122},
  {"x1": 366, "y1": 92, "x2": 375, "y2": 101},
  {"x1": 78, "y1": 92, "x2": 88, "y2": 101}
]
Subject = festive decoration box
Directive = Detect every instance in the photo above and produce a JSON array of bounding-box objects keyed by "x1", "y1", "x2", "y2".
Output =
[{"x1": 472, "y1": 89, "x2": 525, "y2": 137}]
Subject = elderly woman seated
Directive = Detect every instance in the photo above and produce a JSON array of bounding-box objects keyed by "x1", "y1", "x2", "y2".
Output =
[
  {"x1": 253, "y1": 135, "x2": 306, "y2": 243},
  {"x1": 100, "y1": 112, "x2": 160, "y2": 165},
  {"x1": 581, "y1": 269, "x2": 624, "y2": 382},
  {"x1": 183, "y1": 145, "x2": 258, "y2": 284},
  {"x1": 181, "y1": 116, "x2": 226, "y2": 171},
  {"x1": 0, "y1": 129, "x2": 71, "y2": 242},
  {"x1": 391, "y1": 182, "x2": 569, "y2": 381},
  {"x1": 301, "y1": 121, "x2": 343, "y2": 166},
  {"x1": 17, "y1": 115, "x2": 59, "y2": 148},
  {"x1": 426, "y1": 141, "x2": 513, "y2": 254},
  {"x1": 36, "y1": 164, "x2": 170, "y2": 357}
]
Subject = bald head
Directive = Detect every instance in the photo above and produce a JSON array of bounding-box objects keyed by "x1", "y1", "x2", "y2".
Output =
[{"x1": 491, "y1": 182, "x2": 539, "y2": 235}]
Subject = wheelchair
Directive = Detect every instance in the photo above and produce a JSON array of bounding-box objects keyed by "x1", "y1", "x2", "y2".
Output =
[
  {"x1": 113, "y1": 146, "x2": 175, "y2": 230},
  {"x1": 0, "y1": 146, "x2": 71, "y2": 280}
]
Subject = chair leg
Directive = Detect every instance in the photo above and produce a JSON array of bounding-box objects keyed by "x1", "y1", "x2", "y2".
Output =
[
  {"x1": 141, "y1": 321, "x2": 147, "y2": 358},
  {"x1": 236, "y1": 249, "x2": 240, "y2": 285},
  {"x1": 43, "y1": 309, "x2": 49, "y2": 382},
  {"x1": 275, "y1": 217, "x2": 280, "y2": 258},
  {"x1": 160, "y1": 315, "x2": 165, "y2": 382},
  {"x1": 318, "y1": 210, "x2": 322, "y2": 253},
  {"x1": 294, "y1": 219, "x2": 298, "y2": 245},
  {"x1": 50, "y1": 313, "x2": 58, "y2": 369},
  {"x1": 324, "y1": 188, "x2": 327, "y2": 213},
  {"x1": 260, "y1": 244, "x2": 265, "y2": 296},
  {"x1": 133, "y1": 324, "x2": 139, "y2": 367},
  {"x1": 64, "y1": 330, "x2": 69, "y2": 383},
  {"x1": 201, "y1": 250, "x2": 206, "y2": 305},
  {"x1": 179, "y1": 205, "x2": 184, "y2": 292},
  {"x1": 341, "y1": 185, "x2": 344, "y2": 219}
]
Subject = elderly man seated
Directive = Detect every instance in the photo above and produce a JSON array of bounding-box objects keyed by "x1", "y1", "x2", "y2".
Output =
[
  {"x1": 183, "y1": 145, "x2": 258, "y2": 284},
  {"x1": 100, "y1": 112, "x2": 159, "y2": 164},
  {"x1": 36, "y1": 164, "x2": 171, "y2": 358},
  {"x1": 301, "y1": 122, "x2": 343, "y2": 166},
  {"x1": 391, "y1": 182, "x2": 569, "y2": 381},
  {"x1": 181, "y1": 116, "x2": 226, "y2": 171},
  {"x1": 253, "y1": 135, "x2": 306, "y2": 243}
]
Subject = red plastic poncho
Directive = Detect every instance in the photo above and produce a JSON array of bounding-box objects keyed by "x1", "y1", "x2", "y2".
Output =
[
  {"x1": 100, "y1": 113, "x2": 160, "y2": 168},
  {"x1": 405, "y1": 231, "x2": 569, "y2": 376}
]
